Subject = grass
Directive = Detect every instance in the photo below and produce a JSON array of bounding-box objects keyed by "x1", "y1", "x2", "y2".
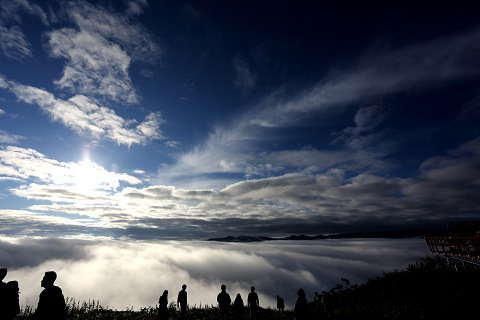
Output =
[{"x1": 18, "y1": 299, "x2": 293, "y2": 320}]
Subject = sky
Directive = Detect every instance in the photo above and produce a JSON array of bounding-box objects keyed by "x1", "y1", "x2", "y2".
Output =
[
  {"x1": 1, "y1": 0, "x2": 478, "y2": 310},
  {"x1": 1, "y1": 0, "x2": 480, "y2": 239}
]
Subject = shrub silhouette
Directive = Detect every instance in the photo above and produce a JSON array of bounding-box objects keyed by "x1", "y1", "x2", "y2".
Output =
[{"x1": 318, "y1": 256, "x2": 479, "y2": 320}]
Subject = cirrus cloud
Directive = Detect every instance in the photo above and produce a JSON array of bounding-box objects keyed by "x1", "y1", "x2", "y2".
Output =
[
  {"x1": 1, "y1": 76, "x2": 165, "y2": 146},
  {"x1": 47, "y1": 0, "x2": 160, "y2": 103}
]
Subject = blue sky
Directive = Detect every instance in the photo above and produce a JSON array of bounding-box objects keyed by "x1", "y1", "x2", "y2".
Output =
[{"x1": 1, "y1": 0, "x2": 479, "y2": 239}]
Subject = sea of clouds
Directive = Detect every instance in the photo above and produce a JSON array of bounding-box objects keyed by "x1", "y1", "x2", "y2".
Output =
[{"x1": 0, "y1": 237, "x2": 429, "y2": 310}]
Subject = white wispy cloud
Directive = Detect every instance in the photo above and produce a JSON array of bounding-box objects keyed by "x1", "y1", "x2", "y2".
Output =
[
  {"x1": 233, "y1": 57, "x2": 256, "y2": 92},
  {"x1": 0, "y1": 25, "x2": 31, "y2": 61},
  {"x1": 0, "y1": 0, "x2": 49, "y2": 61},
  {"x1": 0, "y1": 74, "x2": 7, "y2": 88},
  {"x1": 328, "y1": 105, "x2": 395, "y2": 172},
  {"x1": 0, "y1": 130, "x2": 23, "y2": 144},
  {"x1": 48, "y1": 29, "x2": 136, "y2": 103},
  {"x1": 165, "y1": 28, "x2": 480, "y2": 185},
  {"x1": 248, "y1": 29, "x2": 480, "y2": 128},
  {"x1": 0, "y1": 0, "x2": 48, "y2": 25},
  {"x1": 1, "y1": 76, "x2": 165, "y2": 146},
  {"x1": 0, "y1": 146, "x2": 141, "y2": 197},
  {"x1": 47, "y1": 0, "x2": 160, "y2": 103},
  {"x1": 261, "y1": 148, "x2": 351, "y2": 172},
  {"x1": 125, "y1": 0, "x2": 148, "y2": 16}
]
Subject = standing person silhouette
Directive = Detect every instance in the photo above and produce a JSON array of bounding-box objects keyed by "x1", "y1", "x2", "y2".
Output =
[
  {"x1": 276, "y1": 295, "x2": 285, "y2": 313},
  {"x1": 157, "y1": 290, "x2": 169, "y2": 320},
  {"x1": 177, "y1": 284, "x2": 188, "y2": 320},
  {"x1": 0, "y1": 268, "x2": 20, "y2": 319},
  {"x1": 5, "y1": 281, "x2": 20, "y2": 319},
  {"x1": 217, "y1": 284, "x2": 231, "y2": 320},
  {"x1": 247, "y1": 286, "x2": 259, "y2": 320},
  {"x1": 0, "y1": 268, "x2": 6, "y2": 287},
  {"x1": 0, "y1": 268, "x2": 8, "y2": 318},
  {"x1": 294, "y1": 288, "x2": 308, "y2": 320},
  {"x1": 34, "y1": 271, "x2": 65, "y2": 320},
  {"x1": 233, "y1": 293, "x2": 245, "y2": 320}
]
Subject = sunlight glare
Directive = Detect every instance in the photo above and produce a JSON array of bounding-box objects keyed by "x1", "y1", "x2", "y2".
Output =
[{"x1": 72, "y1": 159, "x2": 100, "y2": 194}]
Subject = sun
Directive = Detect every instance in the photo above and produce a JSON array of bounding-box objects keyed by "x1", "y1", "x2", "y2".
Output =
[
  {"x1": 67, "y1": 149, "x2": 120, "y2": 195},
  {"x1": 71, "y1": 159, "x2": 101, "y2": 193}
]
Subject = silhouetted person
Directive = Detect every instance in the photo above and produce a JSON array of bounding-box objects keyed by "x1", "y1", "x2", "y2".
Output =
[
  {"x1": 5, "y1": 281, "x2": 20, "y2": 319},
  {"x1": 217, "y1": 284, "x2": 231, "y2": 320},
  {"x1": 0, "y1": 268, "x2": 6, "y2": 286},
  {"x1": 276, "y1": 295, "x2": 285, "y2": 313},
  {"x1": 247, "y1": 286, "x2": 259, "y2": 320},
  {"x1": 0, "y1": 268, "x2": 7, "y2": 318},
  {"x1": 157, "y1": 290, "x2": 169, "y2": 320},
  {"x1": 233, "y1": 293, "x2": 245, "y2": 320},
  {"x1": 0, "y1": 268, "x2": 19, "y2": 319},
  {"x1": 34, "y1": 271, "x2": 65, "y2": 320},
  {"x1": 177, "y1": 284, "x2": 187, "y2": 320},
  {"x1": 294, "y1": 288, "x2": 308, "y2": 320}
]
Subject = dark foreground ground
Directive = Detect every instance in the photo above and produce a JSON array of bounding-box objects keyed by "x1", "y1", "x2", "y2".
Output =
[{"x1": 17, "y1": 256, "x2": 479, "y2": 320}]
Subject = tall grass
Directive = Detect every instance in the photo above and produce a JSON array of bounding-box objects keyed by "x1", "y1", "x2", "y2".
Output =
[{"x1": 17, "y1": 298, "x2": 292, "y2": 320}]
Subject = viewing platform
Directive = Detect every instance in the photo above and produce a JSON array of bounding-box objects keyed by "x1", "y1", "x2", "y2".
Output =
[{"x1": 425, "y1": 232, "x2": 480, "y2": 267}]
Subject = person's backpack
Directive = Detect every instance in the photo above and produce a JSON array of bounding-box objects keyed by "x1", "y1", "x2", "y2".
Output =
[{"x1": 6, "y1": 281, "x2": 20, "y2": 317}]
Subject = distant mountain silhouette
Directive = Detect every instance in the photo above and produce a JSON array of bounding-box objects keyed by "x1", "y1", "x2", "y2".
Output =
[
  {"x1": 207, "y1": 229, "x2": 433, "y2": 242},
  {"x1": 207, "y1": 235, "x2": 276, "y2": 242}
]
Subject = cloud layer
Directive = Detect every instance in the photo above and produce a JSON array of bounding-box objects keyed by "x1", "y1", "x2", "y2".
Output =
[
  {"x1": 1, "y1": 237, "x2": 428, "y2": 310},
  {"x1": 0, "y1": 135, "x2": 478, "y2": 238}
]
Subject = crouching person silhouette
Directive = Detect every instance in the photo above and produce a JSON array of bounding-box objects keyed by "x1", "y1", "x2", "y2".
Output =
[{"x1": 34, "y1": 271, "x2": 65, "y2": 320}]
